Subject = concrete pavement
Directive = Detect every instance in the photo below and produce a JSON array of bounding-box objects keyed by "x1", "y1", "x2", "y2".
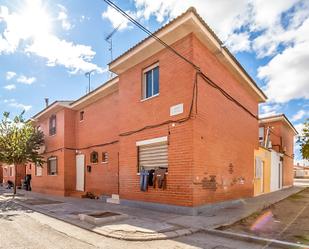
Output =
[
  {"x1": 0, "y1": 186, "x2": 305, "y2": 242},
  {"x1": 0, "y1": 197, "x2": 282, "y2": 249}
]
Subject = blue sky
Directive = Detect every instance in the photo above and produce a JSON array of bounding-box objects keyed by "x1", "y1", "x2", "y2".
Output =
[{"x1": 0, "y1": 0, "x2": 308, "y2": 163}]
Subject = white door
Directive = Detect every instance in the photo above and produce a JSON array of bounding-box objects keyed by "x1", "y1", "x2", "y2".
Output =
[
  {"x1": 279, "y1": 161, "x2": 283, "y2": 189},
  {"x1": 76, "y1": 154, "x2": 85, "y2": 191},
  {"x1": 261, "y1": 161, "x2": 264, "y2": 193}
]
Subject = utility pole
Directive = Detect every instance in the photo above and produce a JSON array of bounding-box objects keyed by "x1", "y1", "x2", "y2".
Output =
[
  {"x1": 105, "y1": 23, "x2": 121, "y2": 78},
  {"x1": 85, "y1": 70, "x2": 95, "y2": 94}
]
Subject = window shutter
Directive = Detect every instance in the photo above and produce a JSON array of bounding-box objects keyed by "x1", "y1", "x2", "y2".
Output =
[{"x1": 139, "y1": 142, "x2": 168, "y2": 170}]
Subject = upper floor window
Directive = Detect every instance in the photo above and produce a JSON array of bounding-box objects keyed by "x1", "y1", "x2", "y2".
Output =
[
  {"x1": 142, "y1": 63, "x2": 159, "y2": 99},
  {"x1": 49, "y1": 114, "x2": 56, "y2": 136},
  {"x1": 80, "y1": 111, "x2": 84, "y2": 121},
  {"x1": 47, "y1": 157, "x2": 57, "y2": 175}
]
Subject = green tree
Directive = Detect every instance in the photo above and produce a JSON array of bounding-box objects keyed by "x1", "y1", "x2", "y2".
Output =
[
  {"x1": 0, "y1": 112, "x2": 44, "y2": 194},
  {"x1": 298, "y1": 119, "x2": 309, "y2": 160}
]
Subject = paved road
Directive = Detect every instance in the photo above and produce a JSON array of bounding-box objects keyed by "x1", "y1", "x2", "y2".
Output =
[{"x1": 0, "y1": 197, "x2": 280, "y2": 249}]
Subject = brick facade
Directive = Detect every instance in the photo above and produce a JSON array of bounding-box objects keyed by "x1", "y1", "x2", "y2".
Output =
[{"x1": 3, "y1": 8, "x2": 292, "y2": 210}]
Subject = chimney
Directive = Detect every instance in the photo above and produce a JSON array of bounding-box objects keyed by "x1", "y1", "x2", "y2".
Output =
[{"x1": 44, "y1": 98, "x2": 49, "y2": 108}]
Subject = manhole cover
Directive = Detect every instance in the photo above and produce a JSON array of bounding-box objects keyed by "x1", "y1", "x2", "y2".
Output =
[
  {"x1": 88, "y1": 212, "x2": 120, "y2": 218},
  {"x1": 22, "y1": 199, "x2": 63, "y2": 205}
]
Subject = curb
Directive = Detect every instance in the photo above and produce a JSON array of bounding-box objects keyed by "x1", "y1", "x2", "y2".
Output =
[
  {"x1": 12, "y1": 199, "x2": 199, "y2": 241},
  {"x1": 204, "y1": 229, "x2": 309, "y2": 249}
]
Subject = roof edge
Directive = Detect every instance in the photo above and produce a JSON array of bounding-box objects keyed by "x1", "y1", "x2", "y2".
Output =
[{"x1": 259, "y1": 114, "x2": 298, "y2": 135}]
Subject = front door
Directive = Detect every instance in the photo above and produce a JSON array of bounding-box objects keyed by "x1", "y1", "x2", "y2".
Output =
[
  {"x1": 76, "y1": 154, "x2": 85, "y2": 191},
  {"x1": 279, "y1": 161, "x2": 283, "y2": 189}
]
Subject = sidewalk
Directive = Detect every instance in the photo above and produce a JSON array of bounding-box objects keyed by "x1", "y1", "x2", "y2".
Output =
[{"x1": 0, "y1": 186, "x2": 305, "y2": 241}]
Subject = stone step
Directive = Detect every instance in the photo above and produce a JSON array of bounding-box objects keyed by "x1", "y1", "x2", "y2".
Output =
[{"x1": 106, "y1": 194, "x2": 120, "y2": 204}]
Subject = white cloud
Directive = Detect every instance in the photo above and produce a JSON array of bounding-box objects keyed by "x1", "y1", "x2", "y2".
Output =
[
  {"x1": 102, "y1": 6, "x2": 134, "y2": 31},
  {"x1": 259, "y1": 103, "x2": 281, "y2": 118},
  {"x1": 4, "y1": 99, "x2": 32, "y2": 111},
  {"x1": 0, "y1": 1, "x2": 102, "y2": 74},
  {"x1": 3, "y1": 84, "x2": 16, "y2": 90},
  {"x1": 17, "y1": 75, "x2": 36, "y2": 85},
  {"x1": 26, "y1": 34, "x2": 103, "y2": 74},
  {"x1": 6, "y1": 71, "x2": 16, "y2": 80},
  {"x1": 258, "y1": 39, "x2": 309, "y2": 103},
  {"x1": 291, "y1": 110, "x2": 308, "y2": 122},
  {"x1": 57, "y1": 4, "x2": 73, "y2": 31}
]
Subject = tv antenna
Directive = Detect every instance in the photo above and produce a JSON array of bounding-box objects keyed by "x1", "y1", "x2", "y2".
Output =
[
  {"x1": 105, "y1": 23, "x2": 121, "y2": 78},
  {"x1": 85, "y1": 69, "x2": 95, "y2": 94}
]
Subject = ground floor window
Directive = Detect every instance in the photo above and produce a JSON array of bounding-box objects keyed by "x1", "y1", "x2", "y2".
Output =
[
  {"x1": 47, "y1": 157, "x2": 57, "y2": 175},
  {"x1": 137, "y1": 136, "x2": 168, "y2": 172},
  {"x1": 9, "y1": 166, "x2": 14, "y2": 176},
  {"x1": 36, "y1": 164, "x2": 43, "y2": 176}
]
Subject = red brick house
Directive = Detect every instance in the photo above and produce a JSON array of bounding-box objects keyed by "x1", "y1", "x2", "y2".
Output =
[
  {"x1": 259, "y1": 114, "x2": 298, "y2": 188},
  {"x1": 2, "y1": 8, "x2": 286, "y2": 214}
]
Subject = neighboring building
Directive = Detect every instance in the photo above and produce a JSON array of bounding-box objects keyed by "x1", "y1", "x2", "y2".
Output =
[
  {"x1": 254, "y1": 114, "x2": 298, "y2": 196},
  {"x1": 3, "y1": 8, "x2": 271, "y2": 213},
  {"x1": 1, "y1": 164, "x2": 26, "y2": 188},
  {"x1": 294, "y1": 164, "x2": 309, "y2": 178}
]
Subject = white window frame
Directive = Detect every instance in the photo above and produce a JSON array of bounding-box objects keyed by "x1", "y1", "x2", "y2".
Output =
[
  {"x1": 47, "y1": 157, "x2": 58, "y2": 176},
  {"x1": 142, "y1": 63, "x2": 159, "y2": 100},
  {"x1": 36, "y1": 164, "x2": 43, "y2": 176}
]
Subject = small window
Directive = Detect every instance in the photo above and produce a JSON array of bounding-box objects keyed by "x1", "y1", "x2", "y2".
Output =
[
  {"x1": 47, "y1": 157, "x2": 57, "y2": 175},
  {"x1": 36, "y1": 164, "x2": 43, "y2": 176},
  {"x1": 143, "y1": 64, "x2": 159, "y2": 99},
  {"x1": 49, "y1": 114, "x2": 56, "y2": 136},
  {"x1": 9, "y1": 166, "x2": 14, "y2": 176},
  {"x1": 259, "y1": 127, "x2": 264, "y2": 145},
  {"x1": 90, "y1": 151, "x2": 98, "y2": 163},
  {"x1": 80, "y1": 111, "x2": 84, "y2": 121},
  {"x1": 102, "y1": 152, "x2": 108, "y2": 163},
  {"x1": 255, "y1": 157, "x2": 263, "y2": 178}
]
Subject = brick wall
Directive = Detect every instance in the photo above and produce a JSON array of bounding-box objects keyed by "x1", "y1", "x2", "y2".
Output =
[{"x1": 191, "y1": 35, "x2": 258, "y2": 206}]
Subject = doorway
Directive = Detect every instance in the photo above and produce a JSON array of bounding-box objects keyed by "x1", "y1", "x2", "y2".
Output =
[{"x1": 76, "y1": 154, "x2": 85, "y2": 191}]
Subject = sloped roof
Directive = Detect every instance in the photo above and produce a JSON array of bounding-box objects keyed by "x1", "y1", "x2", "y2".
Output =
[
  {"x1": 259, "y1": 114, "x2": 298, "y2": 135},
  {"x1": 109, "y1": 7, "x2": 267, "y2": 102}
]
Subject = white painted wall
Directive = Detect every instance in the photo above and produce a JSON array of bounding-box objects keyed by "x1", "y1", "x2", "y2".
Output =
[{"x1": 270, "y1": 150, "x2": 282, "y2": 192}]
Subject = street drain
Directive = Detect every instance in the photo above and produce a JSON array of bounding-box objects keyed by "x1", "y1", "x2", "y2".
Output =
[
  {"x1": 88, "y1": 212, "x2": 120, "y2": 218},
  {"x1": 79, "y1": 211, "x2": 128, "y2": 225}
]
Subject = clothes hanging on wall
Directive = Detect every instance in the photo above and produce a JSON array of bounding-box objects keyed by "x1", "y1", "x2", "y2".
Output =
[
  {"x1": 154, "y1": 168, "x2": 167, "y2": 189},
  {"x1": 140, "y1": 169, "x2": 149, "y2": 191},
  {"x1": 148, "y1": 169, "x2": 155, "y2": 186}
]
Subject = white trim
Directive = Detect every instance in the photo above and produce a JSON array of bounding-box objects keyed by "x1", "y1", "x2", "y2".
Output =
[
  {"x1": 136, "y1": 136, "x2": 168, "y2": 146},
  {"x1": 259, "y1": 115, "x2": 298, "y2": 135},
  {"x1": 142, "y1": 62, "x2": 159, "y2": 73},
  {"x1": 141, "y1": 93, "x2": 159, "y2": 102}
]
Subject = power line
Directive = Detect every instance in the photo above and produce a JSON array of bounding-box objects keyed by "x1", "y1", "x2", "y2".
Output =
[{"x1": 102, "y1": 0, "x2": 259, "y2": 134}]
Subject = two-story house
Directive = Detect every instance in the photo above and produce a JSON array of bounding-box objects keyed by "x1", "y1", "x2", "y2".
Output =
[
  {"x1": 254, "y1": 114, "x2": 297, "y2": 196},
  {"x1": 2, "y1": 8, "x2": 281, "y2": 214}
]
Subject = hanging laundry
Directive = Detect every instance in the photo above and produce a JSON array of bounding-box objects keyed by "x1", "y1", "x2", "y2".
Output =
[
  {"x1": 154, "y1": 168, "x2": 167, "y2": 189},
  {"x1": 140, "y1": 169, "x2": 149, "y2": 191},
  {"x1": 148, "y1": 169, "x2": 155, "y2": 186}
]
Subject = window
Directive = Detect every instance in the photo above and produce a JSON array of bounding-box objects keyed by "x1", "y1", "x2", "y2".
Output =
[
  {"x1": 143, "y1": 64, "x2": 159, "y2": 99},
  {"x1": 90, "y1": 151, "x2": 98, "y2": 163},
  {"x1": 47, "y1": 157, "x2": 57, "y2": 175},
  {"x1": 36, "y1": 164, "x2": 43, "y2": 176},
  {"x1": 255, "y1": 157, "x2": 263, "y2": 178},
  {"x1": 4, "y1": 167, "x2": 8, "y2": 177},
  {"x1": 9, "y1": 166, "x2": 14, "y2": 176},
  {"x1": 80, "y1": 111, "x2": 84, "y2": 121},
  {"x1": 259, "y1": 127, "x2": 264, "y2": 145},
  {"x1": 137, "y1": 137, "x2": 168, "y2": 172},
  {"x1": 49, "y1": 115, "x2": 56, "y2": 135},
  {"x1": 102, "y1": 152, "x2": 108, "y2": 163}
]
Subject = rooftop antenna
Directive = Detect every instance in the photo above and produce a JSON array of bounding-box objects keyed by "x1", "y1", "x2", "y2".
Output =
[
  {"x1": 105, "y1": 23, "x2": 121, "y2": 78},
  {"x1": 85, "y1": 69, "x2": 95, "y2": 94}
]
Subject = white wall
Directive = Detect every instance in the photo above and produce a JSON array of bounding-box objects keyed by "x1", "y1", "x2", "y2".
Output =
[{"x1": 270, "y1": 150, "x2": 282, "y2": 192}]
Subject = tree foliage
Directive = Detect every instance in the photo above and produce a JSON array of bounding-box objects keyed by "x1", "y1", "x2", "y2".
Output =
[
  {"x1": 298, "y1": 119, "x2": 309, "y2": 160},
  {"x1": 0, "y1": 111, "x2": 44, "y2": 193}
]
